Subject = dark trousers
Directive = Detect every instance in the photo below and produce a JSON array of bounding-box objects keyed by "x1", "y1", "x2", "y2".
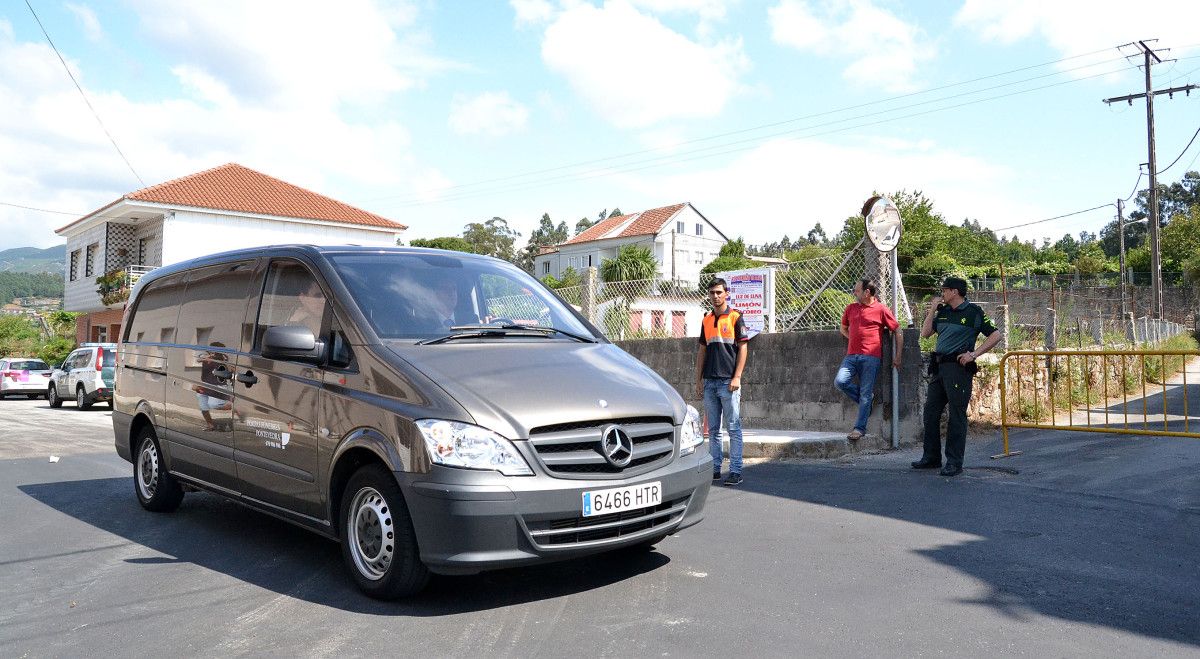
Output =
[{"x1": 922, "y1": 361, "x2": 973, "y2": 467}]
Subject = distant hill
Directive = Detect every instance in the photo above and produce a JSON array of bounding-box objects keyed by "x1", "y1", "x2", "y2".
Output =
[{"x1": 0, "y1": 245, "x2": 65, "y2": 274}]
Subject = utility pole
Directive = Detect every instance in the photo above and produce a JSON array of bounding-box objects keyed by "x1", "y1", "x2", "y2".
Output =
[
  {"x1": 1117, "y1": 198, "x2": 1127, "y2": 319},
  {"x1": 1103, "y1": 40, "x2": 1197, "y2": 320}
]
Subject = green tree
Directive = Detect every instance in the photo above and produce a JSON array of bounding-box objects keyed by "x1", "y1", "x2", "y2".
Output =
[
  {"x1": 408, "y1": 236, "x2": 477, "y2": 253},
  {"x1": 1131, "y1": 170, "x2": 1200, "y2": 223},
  {"x1": 600, "y1": 245, "x2": 657, "y2": 284},
  {"x1": 541, "y1": 266, "x2": 581, "y2": 290},
  {"x1": 0, "y1": 315, "x2": 39, "y2": 358},
  {"x1": 517, "y1": 213, "x2": 570, "y2": 273},
  {"x1": 806, "y1": 223, "x2": 828, "y2": 246},
  {"x1": 1160, "y1": 204, "x2": 1200, "y2": 278},
  {"x1": 462, "y1": 217, "x2": 520, "y2": 262},
  {"x1": 1073, "y1": 242, "x2": 1109, "y2": 277}
]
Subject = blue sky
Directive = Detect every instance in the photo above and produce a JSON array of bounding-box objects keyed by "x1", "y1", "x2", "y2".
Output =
[{"x1": 2, "y1": 0, "x2": 1199, "y2": 254}]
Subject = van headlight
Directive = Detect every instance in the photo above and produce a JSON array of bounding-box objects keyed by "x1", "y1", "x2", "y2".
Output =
[
  {"x1": 415, "y1": 420, "x2": 533, "y2": 476},
  {"x1": 680, "y1": 405, "x2": 704, "y2": 456}
]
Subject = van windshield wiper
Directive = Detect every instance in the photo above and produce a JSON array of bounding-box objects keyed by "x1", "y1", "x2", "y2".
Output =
[{"x1": 415, "y1": 324, "x2": 597, "y2": 345}]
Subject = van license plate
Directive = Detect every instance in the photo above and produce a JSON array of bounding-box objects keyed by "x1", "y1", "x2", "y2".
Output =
[{"x1": 582, "y1": 481, "x2": 661, "y2": 517}]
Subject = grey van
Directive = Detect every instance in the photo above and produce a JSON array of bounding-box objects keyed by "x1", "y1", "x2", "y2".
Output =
[{"x1": 113, "y1": 246, "x2": 711, "y2": 598}]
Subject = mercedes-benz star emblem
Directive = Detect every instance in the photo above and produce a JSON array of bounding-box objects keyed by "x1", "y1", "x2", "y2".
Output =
[{"x1": 600, "y1": 426, "x2": 633, "y2": 468}]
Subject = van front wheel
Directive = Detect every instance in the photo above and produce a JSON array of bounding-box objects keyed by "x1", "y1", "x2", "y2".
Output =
[{"x1": 340, "y1": 465, "x2": 429, "y2": 599}]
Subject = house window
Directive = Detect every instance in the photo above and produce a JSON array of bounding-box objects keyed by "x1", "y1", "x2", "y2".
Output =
[
  {"x1": 695, "y1": 223, "x2": 703, "y2": 236},
  {"x1": 542, "y1": 261, "x2": 550, "y2": 274},
  {"x1": 69, "y1": 250, "x2": 79, "y2": 281},
  {"x1": 138, "y1": 238, "x2": 147, "y2": 264},
  {"x1": 85, "y1": 243, "x2": 97, "y2": 277},
  {"x1": 694, "y1": 251, "x2": 703, "y2": 264},
  {"x1": 587, "y1": 255, "x2": 593, "y2": 267},
  {"x1": 676, "y1": 221, "x2": 684, "y2": 233}
]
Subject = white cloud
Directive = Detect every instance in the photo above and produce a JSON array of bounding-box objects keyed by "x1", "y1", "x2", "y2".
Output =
[
  {"x1": 608, "y1": 135, "x2": 1062, "y2": 244},
  {"x1": 126, "y1": 0, "x2": 459, "y2": 110},
  {"x1": 511, "y1": 0, "x2": 558, "y2": 26},
  {"x1": 954, "y1": 0, "x2": 1200, "y2": 67},
  {"x1": 65, "y1": 3, "x2": 104, "y2": 43},
  {"x1": 448, "y1": 91, "x2": 530, "y2": 137},
  {"x1": 0, "y1": 9, "x2": 448, "y2": 250},
  {"x1": 540, "y1": 1, "x2": 748, "y2": 129},
  {"x1": 769, "y1": 0, "x2": 936, "y2": 92}
]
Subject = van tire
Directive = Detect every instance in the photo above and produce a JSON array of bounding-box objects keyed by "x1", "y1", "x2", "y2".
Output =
[
  {"x1": 76, "y1": 386, "x2": 92, "y2": 410},
  {"x1": 339, "y1": 464, "x2": 429, "y2": 599},
  {"x1": 48, "y1": 385, "x2": 62, "y2": 408},
  {"x1": 134, "y1": 427, "x2": 183, "y2": 512}
]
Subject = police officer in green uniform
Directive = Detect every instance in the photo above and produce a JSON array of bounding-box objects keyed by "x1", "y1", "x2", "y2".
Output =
[{"x1": 912, "y1": 277, "x2": 1003, "y2": 476}]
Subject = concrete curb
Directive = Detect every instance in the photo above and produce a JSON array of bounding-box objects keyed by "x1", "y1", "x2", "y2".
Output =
[{"x1": 715, "y1": 429, "x2": 896, "y2": 460}]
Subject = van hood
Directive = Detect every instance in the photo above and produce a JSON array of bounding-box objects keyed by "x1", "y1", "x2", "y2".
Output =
[{"x1": 385, "y1": 341, "x2": 684, "y2": 439}]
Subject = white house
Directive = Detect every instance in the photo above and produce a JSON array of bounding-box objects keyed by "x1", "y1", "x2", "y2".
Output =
[
  {"x1": 534, "y1": 202, "x2": 728, "y2": 284},
  {"x1": 55, "y1": 163, "x2": 406, "y2": 343}
]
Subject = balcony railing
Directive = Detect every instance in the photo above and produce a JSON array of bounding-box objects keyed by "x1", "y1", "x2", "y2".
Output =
[{"x1": 126, "y1": 264, "x2": 156, "y2": 288}]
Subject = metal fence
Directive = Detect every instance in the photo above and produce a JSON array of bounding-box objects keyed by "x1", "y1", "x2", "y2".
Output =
[
  {"x1": 548, "y1": 246, "x2": 1197, "y2": 345},
  {"x1": 550, "y1": 243, "x2": 919, "y2": 340}
]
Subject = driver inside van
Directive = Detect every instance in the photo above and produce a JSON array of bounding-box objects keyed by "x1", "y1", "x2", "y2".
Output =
[{"x1": 285, "y1": 278, "x2": 326, "y2": 337}]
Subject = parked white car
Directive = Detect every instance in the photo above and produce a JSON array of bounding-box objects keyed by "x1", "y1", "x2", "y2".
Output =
[
  {"x1": 48, "y1": 343, "x2": 117, "y2": 410},
  {"x1": 0, "y1": 357, "x2": 53, "y2": 399}
]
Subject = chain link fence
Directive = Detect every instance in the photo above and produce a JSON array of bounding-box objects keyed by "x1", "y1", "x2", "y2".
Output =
[
  {"x1": 548, "y1": 245, "x2": 1197, "y2": 345},
  {"x1": 551, "y1": 244, "x2": 904, "y2": 340}
]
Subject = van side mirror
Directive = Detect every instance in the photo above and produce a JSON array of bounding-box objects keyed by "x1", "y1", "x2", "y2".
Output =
[{"x1": 262, "y1": 325, "x2": 326, "y2": 364}]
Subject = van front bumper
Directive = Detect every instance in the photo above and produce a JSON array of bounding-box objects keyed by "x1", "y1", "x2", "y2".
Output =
[{"x1": 401, "y1": 451, "x2": 712, "y2": 575}]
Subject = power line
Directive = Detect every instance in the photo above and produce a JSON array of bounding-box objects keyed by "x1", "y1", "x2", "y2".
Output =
[
  {"x1": 385, "y1": 63, "x2": 1137, "y2": 210},
  {"x1": 1157, "y1": 123, "x2": 1200, "y2": 174},
  {"x1": 24, "y1": 0, "x2": 145, "y2": 188},
  {"x1": 1123, "y1": 170, "x2": 1144, "y2": 202},
  {"x1": 0, "y1": 201, "x2": 81, "y2": 215},
  {"x1": 992, "y1": 205, "x2": 1115, "y2": 232},
  {"x1": 368, "y1": 46, "x2": 1128, "y2": 205}
]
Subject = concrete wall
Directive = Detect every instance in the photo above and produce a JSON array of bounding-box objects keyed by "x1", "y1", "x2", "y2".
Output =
[{"x1": 617, "y1": 330, "x2": 925, "y2": 444}]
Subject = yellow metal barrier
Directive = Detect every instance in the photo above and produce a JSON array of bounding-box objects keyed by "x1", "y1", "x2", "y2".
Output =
[{"x1": 996, "y1": 349, "x2": 1200, "y2": 459}]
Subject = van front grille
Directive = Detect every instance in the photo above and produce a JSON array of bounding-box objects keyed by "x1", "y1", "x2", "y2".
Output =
[
  {"x1": 527, "y1": 417, "x2": 675, "y2": 479},
  {"x1": 525, "y1": 496, "x2": 690, "y2": 547}
]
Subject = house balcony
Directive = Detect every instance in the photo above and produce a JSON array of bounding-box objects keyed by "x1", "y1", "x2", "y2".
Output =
[{"x1": 62, "y1": 217, "x2": 164, "y2": 312}]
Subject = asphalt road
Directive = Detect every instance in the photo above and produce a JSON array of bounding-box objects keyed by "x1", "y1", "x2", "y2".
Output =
[{"x1": 2, "y1": 394, "x2": 1198, "y2": 657}]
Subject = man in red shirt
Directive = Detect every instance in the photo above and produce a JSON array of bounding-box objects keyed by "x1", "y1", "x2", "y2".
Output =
[{"x1": 836, "y1": 279, "x2": 902, "y2": 440}]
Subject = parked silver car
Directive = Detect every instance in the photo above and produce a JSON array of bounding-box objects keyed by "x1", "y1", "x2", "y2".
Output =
[
  {"x1": 113, "y1": 246, "x2": 711, "y2": 599},
  {"x1": 0, "y1": 357, "x2": 53, "y2": 399},
  {"x1": 49, "y1": 343, "x2": 117, "y2": 409}
]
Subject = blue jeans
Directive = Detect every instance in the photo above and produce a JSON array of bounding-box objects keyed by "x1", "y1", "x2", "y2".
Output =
[
  {"x1": 834, "y1": 354, "x2": 881, "y2": 433},
  {"x1": 704, "y1": 378, "x2": 743, "y2": 474}
]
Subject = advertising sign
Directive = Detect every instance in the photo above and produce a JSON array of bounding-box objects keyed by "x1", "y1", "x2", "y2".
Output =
[{"x1": 715, "y1": 267, "x2": 775, "y2": 337}]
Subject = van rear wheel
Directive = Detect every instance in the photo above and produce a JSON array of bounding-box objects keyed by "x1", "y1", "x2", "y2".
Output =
[
  {"x1": 134, "y1": 427, "x2": 183, "y2": 512},
  {"x1": 339, "y1": 464, "x2": 429, "y2": 599}
]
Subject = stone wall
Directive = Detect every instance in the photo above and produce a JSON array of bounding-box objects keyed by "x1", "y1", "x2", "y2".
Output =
[
  {"x1": 617, "y1": 330, "x2": 925, "y2": 445},
  {"x1": 968, "y1": 286, "x2": 1200, "y2": 325}
]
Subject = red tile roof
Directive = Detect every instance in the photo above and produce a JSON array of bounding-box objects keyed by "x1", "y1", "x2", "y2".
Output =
[
  {"x1": 58, "y1": 163, "x2": 404, "y2": 232},
  {"x1": 562, "y1": 203, "x2": 687, "y2": 246}
]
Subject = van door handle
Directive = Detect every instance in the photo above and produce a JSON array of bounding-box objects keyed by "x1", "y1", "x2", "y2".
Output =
[{"x1": 236, "y1": 370, "x2": 258, "y2": 387}]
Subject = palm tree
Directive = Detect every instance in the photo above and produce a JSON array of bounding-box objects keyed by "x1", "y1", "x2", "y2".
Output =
[
  {"x1": 600, "y1": 245, "x2": 657, "y2": 284},
  {"x1": 599, "y1": 244, "x2": 658, "y2": 339}
]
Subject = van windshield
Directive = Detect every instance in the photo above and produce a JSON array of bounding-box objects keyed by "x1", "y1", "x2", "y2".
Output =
[{"x1": 329, "y1": 253, "x2": 599, "y2": 341}]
